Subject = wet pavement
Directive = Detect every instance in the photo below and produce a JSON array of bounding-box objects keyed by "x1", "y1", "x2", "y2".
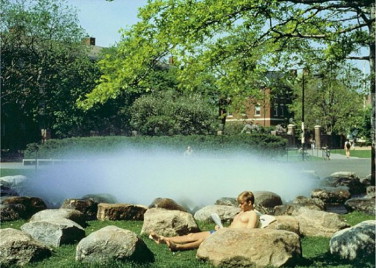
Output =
[{"x1": 1, "y1": 152, "x2": 372, "y2": 179}]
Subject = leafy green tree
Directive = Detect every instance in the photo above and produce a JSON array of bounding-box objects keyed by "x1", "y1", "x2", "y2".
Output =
[
  {"x1": 0, "y1": 0, "x2": 99, "y2": 148},
  {"x1": 289, "y1": 63, "x2": 364, "y2": 135},
  {"x1": 130, "y1": 90, "x2": 217, "y2": 136},
  {"x1": 80, "y1": 0, "x2": 374, "y2": 178}
]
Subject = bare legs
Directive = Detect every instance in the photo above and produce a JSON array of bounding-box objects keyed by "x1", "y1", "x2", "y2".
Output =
[{"x1": 149, "y1": 231, "x2": 211, "y2": 251}]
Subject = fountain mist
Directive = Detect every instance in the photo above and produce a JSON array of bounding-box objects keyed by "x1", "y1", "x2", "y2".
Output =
[{"x1": 22, "y1": 147, "x2": 319, "y2": 210}]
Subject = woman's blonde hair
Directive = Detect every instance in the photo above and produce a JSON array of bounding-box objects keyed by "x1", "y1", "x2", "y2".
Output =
[{"x1": 237, "y1": 191, "x2": 255, "y2": 204}]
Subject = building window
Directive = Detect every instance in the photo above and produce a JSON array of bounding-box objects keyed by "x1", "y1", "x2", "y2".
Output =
[
  {"x1": 255, "y1": 104, "x2": 261, "y2": 116},
  {"x1": 273, "y1": 105, "x2": 278, "y2": 116},
  {"x1": 280, "y1": 104, "x2": 285, "y2": 117}
]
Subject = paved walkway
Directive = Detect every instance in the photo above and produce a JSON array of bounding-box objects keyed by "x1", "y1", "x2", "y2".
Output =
[
  {"x1": 1, "y1": 149, "x2": 372, "y2": 179},
  {"x1": 305, "y1": 148, "x2": 349, "y2": 160}
]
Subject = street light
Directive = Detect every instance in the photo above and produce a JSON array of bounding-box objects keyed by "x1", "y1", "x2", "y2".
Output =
[{"x1": 301, "y1": 68, "x2": 306, "y2": 160}]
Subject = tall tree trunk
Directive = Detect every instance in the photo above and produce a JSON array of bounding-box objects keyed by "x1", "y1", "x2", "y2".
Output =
[{"x1": 370, "y1": 2, "x2": 375, "y2": 183}]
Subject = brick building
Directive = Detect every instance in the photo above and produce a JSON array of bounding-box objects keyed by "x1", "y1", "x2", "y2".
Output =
[{"x1": 226, "y1": 72, "x2": 293, "y2": 127}]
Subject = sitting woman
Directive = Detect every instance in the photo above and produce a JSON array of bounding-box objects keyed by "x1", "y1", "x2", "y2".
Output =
[{"x1": 149, "y1": 190, "x2": 260, "y2": 251}]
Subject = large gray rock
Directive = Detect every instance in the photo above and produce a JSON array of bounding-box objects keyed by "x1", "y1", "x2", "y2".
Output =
[
  {"x1": 344, "y1": 197, "x2": 376, "y2": 215},
  {"x1": 274, "y1": 202, "x2": 323, "y2": 216},
  {"x1": 322, "y1": 172, "x2": 365, "y2": 195},
  {"x1": 215, "y1": 197, "x2": 238, "y2": 207},
  {"x1": 149, "y1": 197, "x2": 188, "y2": 212},
  {"x1": 76, "y1": 226, "x2": 153, "y2": 263},
  {"x1": 0, "y1": 196, "x2": 47, "y2": 221},
  {"x1": 30, "y1": 208, "x2": 87, "y2": 227},
  {"x1": 265, "y1": 215, "x2": 301, "y2": 236},
  {"x1": 61, "y1": 198, "x2": 98, "y2": 220},
  {"x1": 21, "y1": 218, "x2": 85, "y2": 247},
  {"x1": 141, "y1": 208, "x2": 200, "y2": 237},
  {"x1": 0, "y1": 228, "x2": 51, "y2": 266},
  {"x1": 330, "y1": 220, "x2": 375, "y2": 261},
  {"x1": 292, "y1": 207, "x2": 350, "y2": 237},
  {"x1": 0, "y1": 175, "x2": 27, "y2": 191},
  {"x1": 366, "y1": 186, "x2": 375, "y2": 198},
  {"x1": 311, "y1": 187, "x2": 351, "y2": 204},
  {"x1": 197, "y1": 228, "x2": 301, "y2": 267},
  {"x1": 81, "y1": 193, "x2": 117, "y2": 203},
  {"x1": 0, "y1": 184, "x2": 18, "y2": 197},
  {"x1": 292, "y1": 196, "x2": 325, "y2": 210},
  {"x1": 254, "y1": 191, "x2": 283, "y2": 213},
  {"x1": 194, "y1": 205, "x2": 240, "y2": 223},
  {"x1": 96, "y1": 203, "x2": 147, "y2": 221}
]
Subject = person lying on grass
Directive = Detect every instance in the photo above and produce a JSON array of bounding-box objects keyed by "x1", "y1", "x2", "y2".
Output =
[{"x1": 149, "y1": 190, "x2": 260, "y2": 251}]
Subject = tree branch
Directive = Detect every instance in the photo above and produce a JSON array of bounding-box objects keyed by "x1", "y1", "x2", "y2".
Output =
[{"x1": 347, "y1": 56, "x2": 370, "y2": 60}]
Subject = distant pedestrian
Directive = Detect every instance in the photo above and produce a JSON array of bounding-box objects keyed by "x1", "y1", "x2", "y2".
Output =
[
  {"x1": 310, "y1": 139, "x2": 315, "y2": 150},
  {"x1": 344, "y1": 140, "x2": 351, "y2": 158},
  {"x1": 184, "y1": 146, "x2": 193, "y2": 156}
]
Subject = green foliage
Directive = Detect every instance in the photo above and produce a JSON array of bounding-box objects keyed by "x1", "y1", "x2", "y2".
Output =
[
  {"x1": 289, "y1": 62, "x2": 365, "y2": 135},
  {"x1": 130, "y1": 90, "x2": 218, "y2": 136},
  {"x1": 78, "y1": 0, "x2": 372, "y2": 112},
  {"x1": 0, "y1": 0, "x2": 101, "y2": 148},
  {"x1": 23, "y1": 134, "x2": 287, "y2": 159}
]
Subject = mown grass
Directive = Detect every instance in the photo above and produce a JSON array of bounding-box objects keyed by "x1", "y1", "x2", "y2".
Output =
[
  {"x1": 1, "y1": 212, "x2": 374, "y2": 268},
  {"x1": 330, "y1": 149, "x2": 371, "y2": 158},
  {"x1": 0, "y1": 168, "x2": 37, "y2": 177}
]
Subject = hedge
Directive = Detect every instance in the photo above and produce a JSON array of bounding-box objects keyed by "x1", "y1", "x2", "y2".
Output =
[{"x1": 24, "y1": 134, "x2": 287, "y2": 159}]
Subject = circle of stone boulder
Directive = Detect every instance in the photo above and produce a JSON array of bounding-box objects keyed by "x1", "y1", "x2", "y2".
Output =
[
  {"x1": 330, "y1": 220, "x2": 376, "y2": 261},
  {"x1": 214, "y1": 197, "x2": 238, "y2": 207},
  {"x1": 0, "y1": 175, "x2": 27, "y2": 189},
  {"x1": 265, "y1": 215, "x2": 301, "y2": 235},
  {"x1": 323, "y1": 172, "x2": 365, "y2": 195},
  {"x1": 148, "y1": 197, "x2": 188, "y2": 212},
  {"x1": 360, "y1": 175, "x2": 372, "y2": 187},
  {"x1": 0, "y1": 196, "x2": 47, "y2": 220},
  {"x1": 196, "y1": 228, "x2": 301, "y2": 268},
  {"x1": 81, "y1": 193, "x2": 117, "y2": 203},
  {"x1": 254, "y1": 191, "x2": 282, "y2": 208},
  {"x1": 21, "y1": 218, "x2": 85, "y2": 247},
  {"x1": 76, "y1": 225, "x2": 154, "y2": 264},
  {"x1": 30, "y1": 208, "x2": 87, "y2": 227},
  {"x1": 344, "y1": 197, "x2": 376, "y2": 215},
  {"x1": 96, "y1": 203, "x2": 147, "y2": 221},
  {"x1": 61, "y1": 199, "x2": 98, "y2": 220},
  {"x1": 141, "y1": 208, "x2": 200, "y2": 237},
  {"x1": 292, "y1": 207, "x2": 350, "y2": 237},
  {"x1": 292, "y1": 196, "x2": 325, "y2": 210},
  {"x1": 311, "y1": 187, "x2": 351, "y2": 204},
  {"x1": 194, "y1": 205, "x2": 240, "y2": 223},
  {"x1": 0, "y1": 228, "x2": 51, "y2": 266},
  {"x1": 366, "y1": 186, "x2": 375, "y2": 198},
  {"x1": 0, "y1": 184, "x2": 19, "y2": 197}
]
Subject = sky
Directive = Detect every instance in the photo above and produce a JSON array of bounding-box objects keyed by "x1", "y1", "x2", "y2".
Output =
[{"x1": 66, "y1": 0, "x2": 148, "y2": 47}]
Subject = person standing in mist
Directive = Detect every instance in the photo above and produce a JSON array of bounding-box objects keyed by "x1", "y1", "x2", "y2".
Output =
[
  {"x1": 149, "y1": 191, "x2": 260, "y2": 251},
  {"x1": 344, "y1": 140, "x2": 351, "y2": 158}
]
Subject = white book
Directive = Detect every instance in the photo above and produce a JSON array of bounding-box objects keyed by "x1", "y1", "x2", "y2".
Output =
[{"x1": 210, "y1": 213, "x2": 223, "y2": 228}]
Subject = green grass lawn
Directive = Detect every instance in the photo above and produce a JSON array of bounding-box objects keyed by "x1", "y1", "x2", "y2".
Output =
[
  {"x1": 0, "y1": 168, "x2": 37, "y2": 177},
  {"x1": 0, "y1": 212, "x2": 374, "y2": 268},
  {"x1": 330, "y1": 149, "x2": 371, "y2": 158}
]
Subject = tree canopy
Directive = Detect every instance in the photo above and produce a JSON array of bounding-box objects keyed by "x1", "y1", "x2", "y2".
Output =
[
  {"x1": 1, "y1": 0, "x2": 99, "y2": 148},
  {"x1": 78, "y1": 0, "x2": 374, "y2": 110}
]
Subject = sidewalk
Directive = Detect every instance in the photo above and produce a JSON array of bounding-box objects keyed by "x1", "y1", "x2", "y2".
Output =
[{"x1": 305, "y1": 148, "x2": 356, "y2": 160}]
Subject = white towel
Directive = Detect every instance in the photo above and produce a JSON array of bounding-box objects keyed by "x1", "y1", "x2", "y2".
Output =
[{"x1": 259, "y1": 214, "x2": 276, "y2": 228}]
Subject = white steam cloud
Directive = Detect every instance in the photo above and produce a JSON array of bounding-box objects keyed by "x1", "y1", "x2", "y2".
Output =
[{"x1": 22, "y1": 147, "x2": 320, "y2": 211}]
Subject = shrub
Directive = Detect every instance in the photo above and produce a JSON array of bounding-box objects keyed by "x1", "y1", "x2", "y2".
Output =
[{"x1": 24, "y1": 134, "x2": 287, "y2": 159}]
